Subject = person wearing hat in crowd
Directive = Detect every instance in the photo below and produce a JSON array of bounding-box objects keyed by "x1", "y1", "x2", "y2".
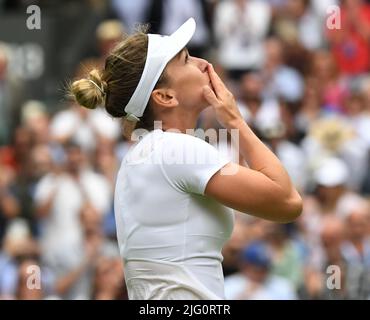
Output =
[
  {"x1": 224, "y1": 241, "x2": 297, "y2": 299},
  {"x1": 298, "y1": 157, "x2": 367, "y2": 276},
  {"x1": 299, "y1": 216, "x2": 348, "y2": 300},
  {"x1": 70, "y1": 18, "x2": 302, "y2": 300},
  {"x1": 302, "y1": 116, "x2": 368, "y2": 191}
]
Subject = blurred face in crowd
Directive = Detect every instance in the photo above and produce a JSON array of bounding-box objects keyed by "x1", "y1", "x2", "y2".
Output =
[
  {"x1": 311, "y1": 51, "x2": 338, "y2": 80},
  {"x1": 317, "y1": 185, "x2": 345, "y2": 205},
  {"x1": 344, "y1": 94, "x2": 365, "y2": 116},
  {"x1": 234, "y1": 0, "x2": 247, "y2": 10},
  {"x1": 264, "y1": 222, "x2": 286, "y2": 246},
  {"x1": 0, "y1": 165, "x2": 15, "y2": 190},
  {"x1": 240, "y1": 73, "x2": 263, "y2": 102},
  {"x1": 99, "y1": 37, "x2": 123, "y2": 59},
  {"x1": 346, "y1": 210, "x2": 369, "y2": 242},
  {"x1": 94, "y1": 137, "x2": 117, "y2": 178},
  {"x1": 96, "y1": 20, "x2": 125, "y2": 58},
  {"x1": 14, "y1": 127, "x2": 33, "y2": 155},
  {"x1": 343, "y1": 0, "x2": 363, "y2": 10},
  {"x1": 320, "y1": 217, "x2": 345, "y2": 260},
  {"x1": 31, "y1": 145, "x2": 53, "y2": 179},
  {"x1": 303, "y1": 77, "x2": 321, "y2": 106},
  {"x1": 242, "y1": 263, "x2": 269, "y2": 284},
  {"x1": 286, "y1": 0, "x2": 308, "y2": 18},
  {"x1": 151, "y1": 48, "x2": 211, "y2": 118},
  {"x1": 80, "y1": 203, "x2": 102, "y2": 235},
  {"x1": 264, "y1": 38, "x2": 284, "y2": 70},
  {"x1": 65, "y1": 144, "x2": 84, "y2": 174},
  {"x1": 25, "y1": 115, "x2": 50, "y2": 145}
]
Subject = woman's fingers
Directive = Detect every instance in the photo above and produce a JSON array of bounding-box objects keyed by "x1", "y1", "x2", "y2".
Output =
[
  {"x1": 203, "y1": 65, "x2": 244, "y2": 129},
  {"x1": 207, "y1": 63, "x2": 227, "y2": 97},
  {"x1": 203, "y1": 86, "x2": 220, "y2": 107}
]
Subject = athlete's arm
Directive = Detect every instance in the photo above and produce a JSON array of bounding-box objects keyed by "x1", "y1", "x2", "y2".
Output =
[{"x1": 203, "y1": 64, "x2": 302, "y2": 223}]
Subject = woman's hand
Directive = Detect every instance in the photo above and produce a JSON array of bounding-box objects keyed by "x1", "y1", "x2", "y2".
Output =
[{"x1": 203, "y1": 64, "x2": 244, "y2": 130}]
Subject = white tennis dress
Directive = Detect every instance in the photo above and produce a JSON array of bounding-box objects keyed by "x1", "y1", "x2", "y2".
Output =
[{"x1": 114, "y1": 129, "x2": 234, "y2": 299}]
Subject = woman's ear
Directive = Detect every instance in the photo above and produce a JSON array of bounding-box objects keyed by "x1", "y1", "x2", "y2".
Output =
[{"x1": 151, "y1": 88, "x2": 178, "y2": 109}]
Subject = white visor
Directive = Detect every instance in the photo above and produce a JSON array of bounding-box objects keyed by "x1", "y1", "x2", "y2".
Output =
[{"x1": 124, "y1": 18, "x2": 196, "y2": 120}]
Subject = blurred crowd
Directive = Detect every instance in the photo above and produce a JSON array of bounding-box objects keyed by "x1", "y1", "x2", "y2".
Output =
[{"x1": 1, "y1": 0, "x2": 370, "y2": 300}]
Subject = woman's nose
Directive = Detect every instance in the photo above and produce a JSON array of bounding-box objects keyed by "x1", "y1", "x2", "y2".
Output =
[{"x1": 193, "y1": 57, "x2": 208, "y2": 72}]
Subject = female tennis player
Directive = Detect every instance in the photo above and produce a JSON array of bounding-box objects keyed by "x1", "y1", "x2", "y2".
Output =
[{"x1": 70, "y1": 18, "x2": 302, "y2": 300}]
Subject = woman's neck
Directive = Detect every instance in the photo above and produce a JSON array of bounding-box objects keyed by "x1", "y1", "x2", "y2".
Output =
[{"x1": 159, "y1": 111, "x2": 200, "y2": 134}]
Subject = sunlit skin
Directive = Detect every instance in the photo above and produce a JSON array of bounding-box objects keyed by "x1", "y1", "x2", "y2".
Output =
[{"x1": 150, "y1": 48, "x2": 211, "y2": 133}]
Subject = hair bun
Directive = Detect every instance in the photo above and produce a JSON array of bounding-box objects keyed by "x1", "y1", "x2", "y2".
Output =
[
  {"x1": 70, "y1": 68, "x2": 106, "y2": 110},
  {"x1": 88, "y1": 69, "x2": 107, "y2": 95}
]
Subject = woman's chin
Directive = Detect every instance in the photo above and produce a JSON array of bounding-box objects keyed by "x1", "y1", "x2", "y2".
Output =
[{"x1": 199, "y1": 101, "x2": 212, "y2": 111}]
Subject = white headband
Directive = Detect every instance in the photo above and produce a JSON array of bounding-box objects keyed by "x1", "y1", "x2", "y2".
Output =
[{"x1": 123, "y1": 18, "x2": 196, "y2": 121}]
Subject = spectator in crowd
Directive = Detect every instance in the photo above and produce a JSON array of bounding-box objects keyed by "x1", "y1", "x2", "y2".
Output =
[
  {"x1": 222, "y1": 213, "x2": 253, "y2": 277},
  {"x1": 0, "y1": 126, "x2": 43, "y2": 237},
  {"x1": 237, "y1": 71, "x2": 279, "y2": 132},
  {"x1": 51, "y1": 25, "x2": 124, "y2": 152},
  {"x1": 93, "y1": 138, "x2": 119, "y2": 189},
  {"x1": 361, "y1": 77, "x2": 370, "y2": 109},
  {"x1": 310, "y1": 0, "x2": 339, "y2": 19},
  {"x1": 33, "y1": 141, "x2": 111, "y2": 299},
  {"x1": 214, "y1": 0, "x2": 271, "y2": 80},
  {"x1": 308, "y1": 50, "x2": 349, "y2": 113},
  {"x1": 302, "y1": 116, "x2": 368, "y2": 190},
  {"x1": 300, "y1": 157, "x2": 362, "y2": 231},
  {"x1": 50, "y1": 100, "x2": 121, "y2": 153},
  {"x1": 344, "y1": 92, "x2": 370, "y2": 150},
  {"x1": 342, "y1": 204, "x2": 370, "y2": 299},
  {"x1": 20, "y1": 100, "x2": 50, "y2": 146},
  {"x1": 0, "y1": 219, "x2": 54, "y2": 299},
  {"x1": 300, "y1": 216, "x2": 348, "y2": 299},
  {"x1": 48, "y1": 202, "x2": 103, "y2": 300},
  {"x1": 0, "y1": 165, "x2": 19, "y2": 245},
  {"x1": 300, "y1": 162, "x2": 370, "y2": 293},
  {"x1": 95, "y1": 19, "x2": 126, "y2": 64},
  {"x1": 302, "y1": 201, "x2": 370, "y2": 300},
  {"x1": 254, "y1": 100, "x2": 308, "y2": 191},
  {"x1": 326, "y1": 0, "x2": 370, "y2": 76},
  {"x1": 272, "y1": 0, "x2": 324, "y2": 51},
  {"x1": 146, "y1": 0, "x2": 214, "y2": 58},
  {"x1": 261, "y1": 37, "x2": 304, "y2": 104},
  {"x1": 92, "y1": 254, "x2": 127, "y2": 300},
  {"x1": 224, "y1": 241, "x2": 297, "y2": 299},
  {"x1": 295, "y1": 76, "x2": 328, "y2": 137},
  {"x1": 0, "y1": 43, "x2": 25, "y2": 145},
  {"x1": 264, "y1": 222, "x2": 304, "y2": 291}
]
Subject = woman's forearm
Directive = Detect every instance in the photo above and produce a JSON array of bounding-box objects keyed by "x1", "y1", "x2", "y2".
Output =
[
  {"x1": 229, "y1": 119, "x2": 294, "y2": 197},
  {"x1": 203, "y1": 62, "x2": 301, "y2": 216}
]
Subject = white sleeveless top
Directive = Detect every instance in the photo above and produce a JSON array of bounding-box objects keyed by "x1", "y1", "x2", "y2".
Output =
[{"x1": 114, "y1": 129, "x2": 234, "y2": 299}]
